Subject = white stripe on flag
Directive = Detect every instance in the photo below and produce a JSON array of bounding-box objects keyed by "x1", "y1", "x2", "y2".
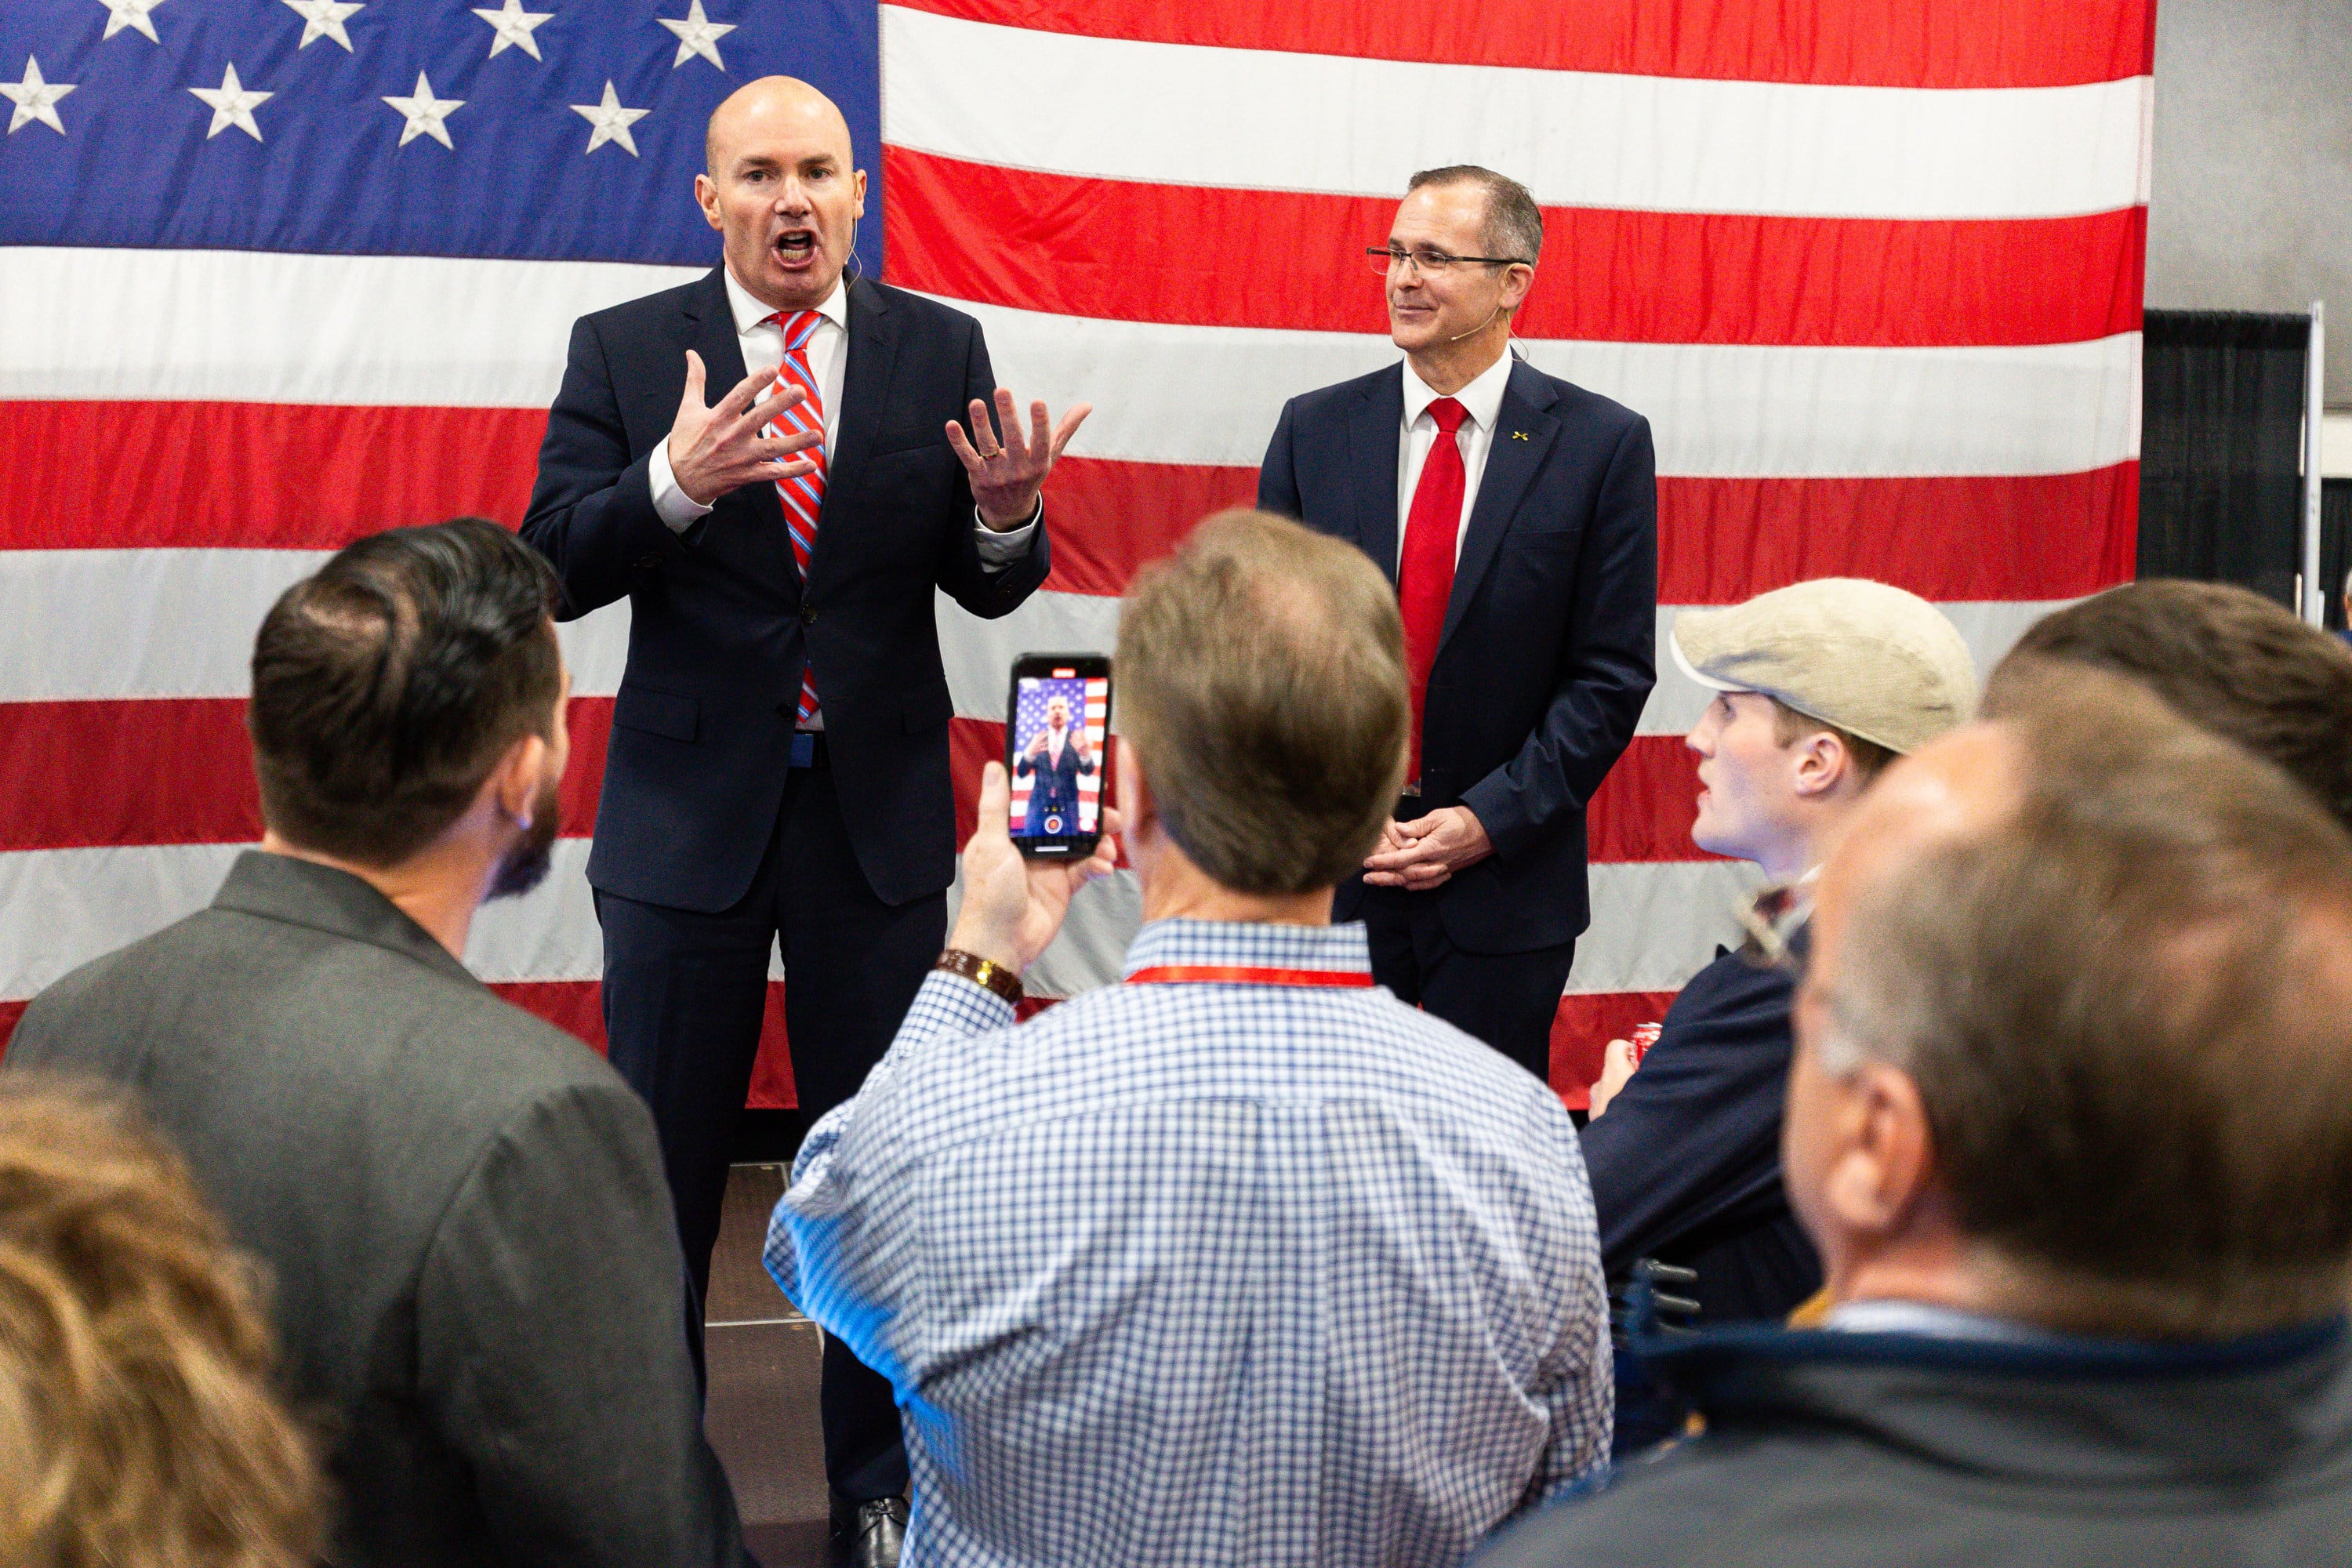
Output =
[
  {"x1": 880, "y1": 5, "x2": 2152, "y2": 221},
  {"x1": 1, "y1": 248, "x2": 699, "y2": 408},
  {"x1": 931, "y1": 297, "x2": 2143, "y2": 477}
]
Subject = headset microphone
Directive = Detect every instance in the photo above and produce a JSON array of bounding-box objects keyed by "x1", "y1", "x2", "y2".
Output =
[{"x1": 1445, "y1": 302, "x2": 1504, "y2": 344}]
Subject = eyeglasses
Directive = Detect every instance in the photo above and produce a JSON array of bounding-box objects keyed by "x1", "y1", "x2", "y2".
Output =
[
  {"x1": 1366, "y1": 245, "x2": 1530, "y2": 277},
  {"x1": 1734, "y1": 882, "x2": 1811, "y2": 977}
]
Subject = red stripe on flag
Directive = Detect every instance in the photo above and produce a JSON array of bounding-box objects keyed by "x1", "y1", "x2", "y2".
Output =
[
  {"x1": 887, "y1": 149, "x2": 2146, "y2": 347},
  {"x1": 1552, "y1": 991, "x2": 1682, "y2": 1109},
  {"x1": 886, "y1": 0, "x2": 2153, "y2": 89},
  {"x1": 1042, "y1": 458, "x2": 2136, "y2": 604},
  {"x1": 0, "y1": 697, "x2": 614, "y2": 853},
  {"x1": 1588, "y1": 737, "x2": 1726, "y2": 864},
  {"x1": 0, "y1": 402, "x2": 546, "y2": 549}
]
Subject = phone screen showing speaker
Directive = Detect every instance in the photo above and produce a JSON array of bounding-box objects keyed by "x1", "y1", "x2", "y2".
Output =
[{"x1": 1005, "y1": 653, "x2": 1111, "y2": 858}]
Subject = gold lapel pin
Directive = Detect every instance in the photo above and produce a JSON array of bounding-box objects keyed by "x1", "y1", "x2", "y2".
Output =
[{"x1": 1511, "y1": 430, "x2": 1530, "y2": 440}]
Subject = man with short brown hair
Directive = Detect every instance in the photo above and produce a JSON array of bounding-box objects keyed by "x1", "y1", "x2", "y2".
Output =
[
  {"x1": 768, "y1": 510, "x2": 1613, "y2": 1567},
  {"x1": 1480, "y1": 673, "x2": 2352, "y2": 1566},
  {"x1": 1987, "y1": 577, "x2": 2352, "y2": 832}
]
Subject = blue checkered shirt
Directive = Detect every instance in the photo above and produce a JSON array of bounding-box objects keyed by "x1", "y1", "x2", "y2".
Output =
[{"x1": 766, "y1": 919, "x2": 1611, "y2": 1567}]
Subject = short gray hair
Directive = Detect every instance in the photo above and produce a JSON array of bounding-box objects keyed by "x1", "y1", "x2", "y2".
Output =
[
  {"x1": 1406, "y1": 165, "x2": 1543, "y2": 266},
  {"x1": 1818, "y1": 673, "x2": 2352, "y2": 1337}
]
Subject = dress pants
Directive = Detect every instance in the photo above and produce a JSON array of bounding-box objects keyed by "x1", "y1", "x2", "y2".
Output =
[
  {"x1": 1354, "y1": 880, "x2": 1576, "y2": 1084},
  {"x1": 597, "y1": 760, "x2": 942, "y2": 1504}
]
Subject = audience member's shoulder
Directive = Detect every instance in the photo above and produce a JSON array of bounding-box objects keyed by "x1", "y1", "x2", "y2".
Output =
[
  {"x1": 1476, "y1": 1436, "x2": 1853, "y2": 1568},
  {"x1": 11, "y1": 910, "x2": 209, "y2": 1049},
  {"x1": 1373, "y1": 990, "x2": 1573, "y2": 1123}
]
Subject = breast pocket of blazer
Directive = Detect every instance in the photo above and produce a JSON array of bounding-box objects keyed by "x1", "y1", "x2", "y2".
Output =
[{"x1": 613, "y1": 684, "x2": 698, "y2": 743}]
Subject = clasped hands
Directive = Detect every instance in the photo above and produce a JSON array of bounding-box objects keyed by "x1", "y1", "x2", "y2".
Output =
[
  {"x1": 1361, "y1": 805, "x2": 1493, "y2": 891},
  {"x1": 664, "y1": 350, "x2": 1089, "y2": 528}
]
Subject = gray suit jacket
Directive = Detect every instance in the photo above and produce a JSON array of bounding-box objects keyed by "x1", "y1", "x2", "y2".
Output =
[{"x1": 5, "y1": 852, "x2": 748, "y2": 1568}]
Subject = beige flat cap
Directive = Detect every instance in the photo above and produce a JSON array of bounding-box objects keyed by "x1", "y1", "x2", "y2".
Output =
[{"x1": 1671, "y1": 578, "x2": 1977, "y2": 754}]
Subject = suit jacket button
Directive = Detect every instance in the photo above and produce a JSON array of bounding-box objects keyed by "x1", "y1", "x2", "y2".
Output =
[
  {"x1": 801, "y1": 604, "x2": 817, "y2": 625},
  {"x1": 636, "y1": 554, "x2": 659, "y2": 569}
]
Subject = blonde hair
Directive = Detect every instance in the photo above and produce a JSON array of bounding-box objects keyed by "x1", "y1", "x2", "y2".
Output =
[{"x1": 0, "y1": 1078, "x2": 325, "y2": 1567}]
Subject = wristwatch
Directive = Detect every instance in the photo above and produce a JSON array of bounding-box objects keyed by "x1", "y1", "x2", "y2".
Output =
[{"x1": 935, "y1": 948, "x2": 1022, "y2": 1005}]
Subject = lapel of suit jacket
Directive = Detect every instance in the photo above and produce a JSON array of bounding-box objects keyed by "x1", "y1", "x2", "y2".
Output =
[
  {"x1": 681, "y1": 267, "x2": 790, "y2": 564},
  {"x1": 1439, "y1": 357, "x2": 1560, "y2": 655},
  {"x1": 1348, "y1": 365, "x2": 1406, "y2": 586},
  {"x1": 826, "y1": 276, "x2": 902, "y2": 536}
]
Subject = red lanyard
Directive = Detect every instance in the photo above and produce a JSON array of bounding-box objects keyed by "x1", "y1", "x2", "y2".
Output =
[{"x1": 1127, "y1": 965, "x2": 1375, "y2": 988}]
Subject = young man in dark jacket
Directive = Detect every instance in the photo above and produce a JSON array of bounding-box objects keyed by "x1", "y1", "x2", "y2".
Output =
[
  {"x1": 1481, "y1": 674, "x2": 2352, "y2": 1567},
  {"x1": 1579, "y1": 579, "x2": 1975, "y2": 1450}
]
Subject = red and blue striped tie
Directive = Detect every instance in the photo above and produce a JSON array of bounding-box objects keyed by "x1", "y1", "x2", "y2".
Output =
[{"x1": 766, "y1": 308, "x2": 826, "y2": 725}]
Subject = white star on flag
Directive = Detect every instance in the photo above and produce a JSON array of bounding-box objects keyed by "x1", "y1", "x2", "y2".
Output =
[
  {"x1": 472, "y1": 0, "x2": 554, "y2": 61},
  {"x1": 382, "y1": 71, "x2": 463, "y2": 149},
  {"x1": 655, "y1": 0, "x2": 733, "y2": 71},
  {"x1": 570, "y1": 80, "x2": 651, "y2": 157},
  {"x1": 2, "y1": 57, "x2": 75, "y2": 136},
  {"x1": 281, "y1": 0, "x2": 362, "y2": 52},
  {"x1": 99, "y1": 0, "x2": 169, "y2": 43},
  {"x1": 188, "y1": 62, "x2": 270, "y2": 141}
]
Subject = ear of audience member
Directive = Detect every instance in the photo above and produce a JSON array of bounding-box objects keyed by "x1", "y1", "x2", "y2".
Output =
[
  {"x1": 1985, "y1": 579, "x2": 2352, "y2": 834},
  {"x1": 0, "y1": 1078, "x2": 324, "y2": 1568},
  {"x1": 1475, "y1": 672, "x2": 2352, "y2": 1568},
  {"x1": 1796, "y1": 669, "x2": 2352, "y2": 1335}
]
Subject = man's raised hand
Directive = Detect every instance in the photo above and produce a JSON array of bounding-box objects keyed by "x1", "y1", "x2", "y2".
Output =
[
  {"x1": 666, "y1": 350, "x2": 825, "y2": 506},
  {"x1": 948, "y1": 389, "x2": 1090, "y2": 529},
  {"x1": 949, "y1": 759, "x2": 1121, "y2": 975}
]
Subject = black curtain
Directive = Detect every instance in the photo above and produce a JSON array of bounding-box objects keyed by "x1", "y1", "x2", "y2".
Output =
[{"x1": 2138, "y1": 310, "x2": 2311, "y2": 609}]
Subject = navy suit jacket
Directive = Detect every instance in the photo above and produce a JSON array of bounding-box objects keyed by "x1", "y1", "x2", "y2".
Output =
[
  {"x1": 1258, "y1": 358, "x2": 1657, "y2": 952},
  {"x1": 1579, "y1": 940, "x2": 1821, "y2": 1326},
  {"x1": 522, "y1": 270, "x2": 1050, "y2": 912},
  {"x1": 1016, "y1": 738, "x2": 1092, "y2": 831}
]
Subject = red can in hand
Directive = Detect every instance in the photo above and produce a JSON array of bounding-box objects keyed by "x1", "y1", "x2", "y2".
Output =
[{"x1": 1628, "y1": 1022, "x2": 1664, "y2": 1065}]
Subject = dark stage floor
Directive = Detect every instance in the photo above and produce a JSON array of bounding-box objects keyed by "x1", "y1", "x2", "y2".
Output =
[{"x1": 704, "y1": 1163, "x2": 833, "y2": 1566}]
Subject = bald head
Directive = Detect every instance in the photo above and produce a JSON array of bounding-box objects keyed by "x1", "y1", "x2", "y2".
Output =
[
  {"x1": 705, "y1": 76, "x2": 850, "y2": 176},
  {"x1": 695, "y1": 77, "x2": 865, "y2": 312}
]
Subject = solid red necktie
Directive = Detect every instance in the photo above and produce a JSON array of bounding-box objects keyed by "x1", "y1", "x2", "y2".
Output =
[
  {"x1": 1397, "y1": 395, "x2": 1468, "y2": 786},
  {"x1": 764, "y1": 309, "x2": 827, "y2": 725}
]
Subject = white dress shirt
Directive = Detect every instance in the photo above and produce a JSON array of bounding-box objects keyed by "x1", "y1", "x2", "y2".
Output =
[
  {"x1": 1396, "y1": 348, "x2": 1518, "y2": 568},
  {"x1": 648, "y1": 267, "x2": 1038, "y2": 567}
]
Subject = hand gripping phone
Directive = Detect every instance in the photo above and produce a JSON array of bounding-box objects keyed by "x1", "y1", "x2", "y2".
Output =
[{"x1": 1004, "y1": 653, "x2": 1112, "y2": 857}]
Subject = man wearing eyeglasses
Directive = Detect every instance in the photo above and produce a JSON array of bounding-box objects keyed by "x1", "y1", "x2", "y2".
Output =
[{"x1": 1258, "y1": 165, "x2": 1657, "y2": 1087}]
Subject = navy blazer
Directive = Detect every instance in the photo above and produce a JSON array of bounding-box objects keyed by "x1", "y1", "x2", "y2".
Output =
[
  {"x1": 1016, "y1": 738, "x2": 1093, "y2": 832},
  {"x1": 1579, "y1": 940, "x2": 1821, "y2": 1326},
  {"x1": 522, "y1": 270, "x2": 1051, "y2": 912},
  {"x1": 1258, "y1": 358, "x2": 1657, "y2": 951}
]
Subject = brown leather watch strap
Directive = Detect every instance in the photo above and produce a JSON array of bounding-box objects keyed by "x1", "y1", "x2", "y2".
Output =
[{"x1": 935, "y1": 948, "x2": 1023, "y2": 1005}]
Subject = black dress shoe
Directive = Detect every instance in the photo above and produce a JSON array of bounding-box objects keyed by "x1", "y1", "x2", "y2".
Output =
[{"x1": 829, "y1": 1495, "x2": 908, "y2": 1568}]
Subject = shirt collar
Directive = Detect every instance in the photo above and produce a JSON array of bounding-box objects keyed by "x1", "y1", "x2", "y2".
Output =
[
  {"x1": 1120, "y1": 918, "x2": 1373, "y2": 982},
  {"x1": 722, "y1": 265, "x2": 848, "y2": 337},
  {"x1": 1401, "y1": 348, "x2": 1515, "y2": 434}
]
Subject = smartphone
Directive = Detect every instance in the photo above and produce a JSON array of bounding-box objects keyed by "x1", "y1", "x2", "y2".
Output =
[{"x1": 1004, "y1": 653, "x2": 1112, "y2": 858}]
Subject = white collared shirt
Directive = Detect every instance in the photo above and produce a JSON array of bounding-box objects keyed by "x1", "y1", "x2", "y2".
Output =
[
  {"x1": 648, "y1": 267, "x2": 1038, "y2": 566},
  {"x1": 1395, "y1": 348, "x2": 1517, "y2": 568}
]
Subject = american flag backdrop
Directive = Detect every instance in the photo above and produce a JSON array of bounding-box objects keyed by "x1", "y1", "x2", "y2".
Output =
[{"x1": 0, "y1": 0, "x2": 2151, "y2": 1108}]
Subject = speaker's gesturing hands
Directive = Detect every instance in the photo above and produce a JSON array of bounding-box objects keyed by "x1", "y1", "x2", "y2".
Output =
[
  {"x1": 949, "y1": 388, "x2": 1091, "y2": 530},
  {"x1": 666, "y1": 350, "x2": 826, "y2": 506}
]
